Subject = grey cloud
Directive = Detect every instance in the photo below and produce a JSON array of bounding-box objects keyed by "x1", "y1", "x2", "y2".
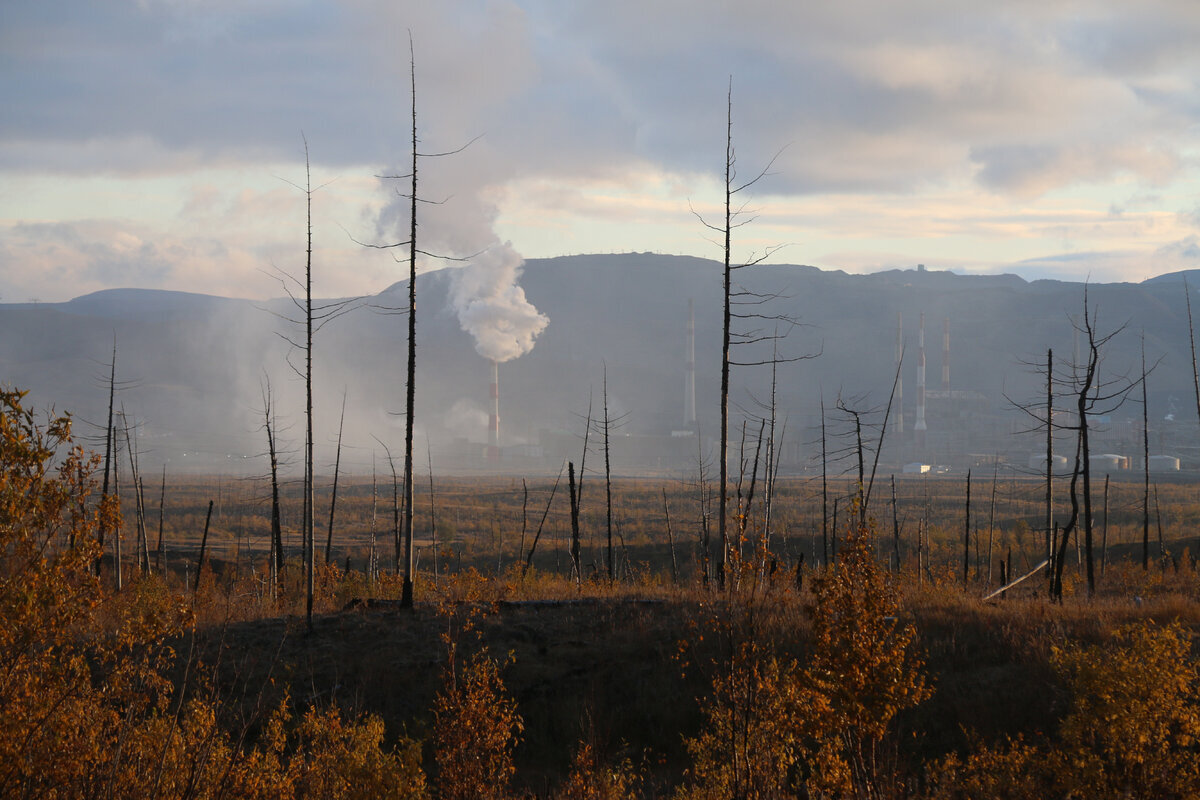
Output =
[{"x1": 3, "y1": 1, "x2": 1200, "y2": 201}]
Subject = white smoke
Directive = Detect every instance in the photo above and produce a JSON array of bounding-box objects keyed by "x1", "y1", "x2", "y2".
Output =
[
  {"x1": 450, "y1": 243, "x2": 548, "y2": 363},
  {"x1": 443, "y1": 398, "x2": 489, "y2": 440}
]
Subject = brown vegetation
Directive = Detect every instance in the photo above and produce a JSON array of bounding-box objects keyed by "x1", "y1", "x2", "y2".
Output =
[{"x1": 4, "y1": 389, "x2": 1200, "y2": 798}]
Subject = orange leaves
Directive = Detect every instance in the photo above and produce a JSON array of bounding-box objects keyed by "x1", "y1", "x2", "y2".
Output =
[
  {"x1": 678, "y1": 517, "x2": 932, "y2": 799},
  {"x1": 927, "y1": 621, "x2": 1200, "y2": 799},
  {"x1": 432, "y1": 605, "x2": 523, "y2": 800},
  {"x1": 0, "y1": 389, "x2": 429, "y2": 800}
]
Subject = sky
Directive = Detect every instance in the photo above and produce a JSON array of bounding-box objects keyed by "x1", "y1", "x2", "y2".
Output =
[{"x1": 3, "y1": 0, "x2": 1200, "y2": 303}]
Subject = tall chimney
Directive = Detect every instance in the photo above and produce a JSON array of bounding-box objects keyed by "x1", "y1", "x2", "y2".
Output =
[
  {"x1": 894, "y1": 312, "x2": 903, "y2": 434},
  {"x1": 942, "y1": 317, "x2": 950, "y2": 391},
  {"x1": 488, "y1": 359, "x2": 500, "y2": 459},
  {"x1": 915, "y1": 312, "x2": 927, "y2": 444},
  {"x1": 685, "y1": 298, "x2": 696, "y2": 427}
]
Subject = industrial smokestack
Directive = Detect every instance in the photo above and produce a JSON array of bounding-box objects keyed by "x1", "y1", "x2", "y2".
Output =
[
  {"x1": 895, "y1": 312, "x2": 903, "y2": 434},
  {"x1": 915, "y1": 312, "x2": 927, "y2": 443},
  {"x1": 685, "y1": 298, "x2": 696, "y2": 427},
  {"x1": 942, "y1": 317, "x2": 950, "y2": 391},
  {"x1": 488, "y1": 359, "x2": 500, "y2": 459}
]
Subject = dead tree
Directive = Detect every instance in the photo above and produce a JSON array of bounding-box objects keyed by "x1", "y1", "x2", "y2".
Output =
[
  {"x1": 1186, "y1": 276, "x2": 1200, "y2": 429},
  {"x1": 1045, "y1": 349, "x2": 1054, "y2": 588},
  {"x1": 890, "y1": 475, "x2": 901, "y2": 574},
  {"x1": 260, "y1": 379, "x2": 284, "y2": 578},
  {"x1": 156, "y1": 466, "x2": 166, "y2": 575},
  {"x1": 96, "y1": 340, "x2": 117, "y2": 580},
  {"x1": 603, "y1": 365, "x2": 615, "y2": 583},
  {"x1": 357, "y1": 38, "x2": 479, "y2": 609},
  {"x1": 1142, "y1": 334, "x2": 1151, "y2": 571},
  {"x1": 663, "y1": 487, "x2": 679, "y2": 584},
  {"x1": 523, "y1": 462, "x2": 565, "y2": 575},
  {"x1": 1043, "y1": 292, "x2": 1137, "y2": 598},
  {"x1": 820, "y1": 395, "x2": 829, "y2": 566},
  {"x1": 962, "y1": 469, "x2": 971, "y2": 586},
  {"x1": 324, "y1": 391, "x2": 347, "y2": 565},
  {"x1": 568, "y1": 462, "x2": 581, "y2": 586},
  {"x1": 194, "y1": 499, "x2": 214, "y2": 594},
  {"x1": 120, "y1": 411, "x2": 149, "y2": 575},
  {"x1": 693, "y1": 80, "x2": 812, "y2": 589},
  {"x1": 270, "y1": 139, "x2": 356, "y2": 631}
]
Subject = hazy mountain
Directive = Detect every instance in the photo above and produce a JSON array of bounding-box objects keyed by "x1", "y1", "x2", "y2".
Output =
[{"x1": 3, "y1": 253, "x2": 1197, "y2": 475}]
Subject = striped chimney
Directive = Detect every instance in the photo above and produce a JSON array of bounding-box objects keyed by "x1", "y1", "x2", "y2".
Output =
[{"x1": 942, "y1": 317, "x2": 950, "y2": 391}]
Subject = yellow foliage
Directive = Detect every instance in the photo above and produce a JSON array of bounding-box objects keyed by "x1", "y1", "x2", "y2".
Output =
[
  {"x1": 927, "y1": 621, "x2": 1200, "y2": 800},
  {"x1": 678, "y1": 518, "x2": 931, "y2": 800},
  {"x1": 0, "y1": 388, "x2": 428, "y2": 799},
  {"x1": 432, "y1": 603, "x2": 523, "y2": 800},
  {"x1": 553, "y1": 741, "x2": 644, "y2": 800}
]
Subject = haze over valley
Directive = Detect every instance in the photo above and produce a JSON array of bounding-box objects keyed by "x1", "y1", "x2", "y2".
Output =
[{"x1": 5, "y1": 252, "x2": 1200, "y2": 478}]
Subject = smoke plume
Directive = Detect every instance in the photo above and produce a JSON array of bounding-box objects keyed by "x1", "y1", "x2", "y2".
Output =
[{"x1": 450, "y1": 243, "x2": 548, "y2": 363}]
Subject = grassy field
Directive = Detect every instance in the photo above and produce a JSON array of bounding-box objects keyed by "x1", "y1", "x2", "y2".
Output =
[{"x1": 111, "y1": 472, "x2": 1200, "y2": 795}]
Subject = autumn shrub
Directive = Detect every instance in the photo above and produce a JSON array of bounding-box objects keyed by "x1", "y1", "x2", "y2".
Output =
[
  {"x1": 553, "y1": 740, "x2": 645, "y2": 800},
  {"x1": 0, "y1": 389, "x2": 428, "y2": 799},
  {"x1": 432, "y1": 604, "x2": 524, "y2": 800},
  {"x1": 677, "y1": 518, "x2": 931, "y2": 800},
  {"x1": 927, "y1": 620, "x2": 1200, "y2": 799}
]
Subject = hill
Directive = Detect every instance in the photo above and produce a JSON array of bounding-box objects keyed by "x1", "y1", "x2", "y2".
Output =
[{"x1": 2, "y1": 253, "x2": 1198, "y2": 474}]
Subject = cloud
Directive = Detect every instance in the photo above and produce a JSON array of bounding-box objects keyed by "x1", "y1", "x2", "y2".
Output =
[{"x1": 5, "y1": 0, "x2": 1200, "y2": 290}]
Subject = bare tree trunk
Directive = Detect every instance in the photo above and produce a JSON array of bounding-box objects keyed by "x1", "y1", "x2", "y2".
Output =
[
  {"x1": 603, "y1": 365, "x2": 614, "y2": 584},
  {"x1": 113, "y1": 448, "x2": 122, "y2": 591},
  {"x1": 156, "y1": 465, "x2": 166, "y2": 576},
  {"x1": 427, "y1": 440, "x2": 438, "y2": 582},
  {"x1": 1045, "y1": 348, "x2": 1054, "y2": 592},
  {"x1": 663, "y1": 487, "x2": 679, "y2": 585},
  {"x1": 891, "y1": 474, "x2": 901, "y2": 573},
  {"x1": 121, "y1": 414, "x2": 149, "y2": 575},
  {"x1": 524, "y1": 463, "x2": 565, "y2": 575},
  {"x1": 986, "y1": 463, "x2": 998, "y2": 587},
  {"x1": 963, "y1": 469, "x2": 971, "y2": 586},
  {"x1": 518, "y1": 479, "x2": 529, "y2": 570},
  {"x1": 97, "y1": 340, "x2": 116, "y2": 580},
  {"x1": 717, "y1": 84, "x2": 734, "y2": 591},
  {"x1": 194, "y1": 499, "x2": 214, "y2": 595},
  {"x1": 324, "y1": 392, "x2": 346, "y2": 565},
  {"x1": 265, "y1": 396, "x2": 283, "y2": 577},
  {"x1": 1053, "y1": 437, "x2": 1083, "y2": 601},
  {"x1": 1100, "y1": 473, "x2": 1110, "y2": 577},
  {"x1": 1154, "y1": 483, "x2": 1166, "y2": 565},
  {"x1": 568, "y1": 462, "x2": 581, "y2": 586},
  {"x1": 738, "y1": 419, "x2": 766, "y2": 556},
  {"x1": 820, "y1": 395, "x2": 829, "y2": 567},
  {"x1": 1186, "y1": 276, "x2": 1200, "y2": 429},
  {"x1": 369, "y1": 459, "x2": 378, "y2": 584},
  {"x1": 1077, "y1": 309, "x2": 1099, "y2": 597},
  {"x1": 400, "y1": 41, "x2": 419, "y2": 610},
  {"x1": 831, "y1": 497, "x2": 839, "y2": 562},
  {"x1": 302, "y1": 139, "x2": 315, "y2": 632},
  {"x1": 695, "y1": 430, "x2": 711, "y2": 585},
  {"x1": 762, "y1": 349, "x2": 779, "y2": 569},
  {"x1": 1143, "y1": 335, "x2": 1150, "y2": 571}
]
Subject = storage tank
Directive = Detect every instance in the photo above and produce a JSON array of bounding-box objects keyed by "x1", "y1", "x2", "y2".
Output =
[
  {"x1": 1149, "y1": 455, "x2": 1181, "y2": 472},
  {"x1": 1028, "y1": 454, "x2": 1068, "y2": 471},
  {"x1": 1090, "y1": 453, "x2": 1128, "y2": 472}
]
